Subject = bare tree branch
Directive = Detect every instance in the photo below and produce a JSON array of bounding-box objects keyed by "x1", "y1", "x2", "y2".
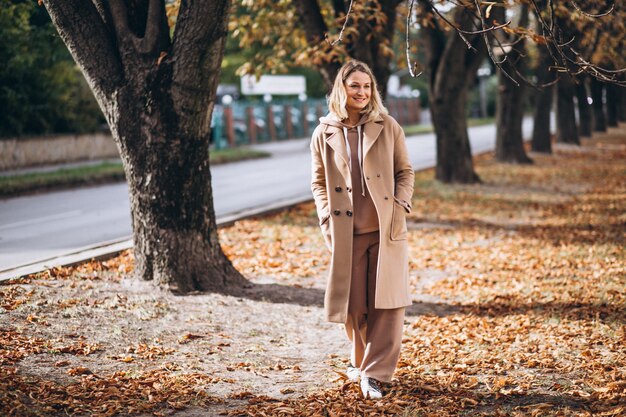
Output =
[
  {"x1": 571, "y1": 1, "x2": 615, "y2": 18},
  {"x1": 328, "y1": 0, "x2": 355, "y2": 45},
  {"x1": 417, "y1": 0, "x2": 447, "y2": 84},
  {"x1": 405, "y1": 0, "x2": 423, "y2": 77},
  {"x1": 527, "y1": 0, "x2": 625, "y2": 85},
  {"x1": 421, "y1": 0, "x2": 475, "y2": 49}
]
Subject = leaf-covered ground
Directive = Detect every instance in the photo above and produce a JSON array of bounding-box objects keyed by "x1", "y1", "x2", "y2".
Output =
[{"x1": 1, "y1": 127, "x2": 625, "y2": 416}]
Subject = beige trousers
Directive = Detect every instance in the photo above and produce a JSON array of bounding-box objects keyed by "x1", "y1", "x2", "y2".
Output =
[{"x1": 345, "y1": 231, "x2": 405, "y2": 383}]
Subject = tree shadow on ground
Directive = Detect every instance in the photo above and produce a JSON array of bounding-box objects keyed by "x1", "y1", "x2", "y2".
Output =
[
  {"x1": 219, "y1": 282, "x2": 624, "y2": 325},
  {"x1": 221, "y1": 281, "x2": 461, "y2": 317},
  {"x1": 229, "y1": 282, "x2": 325, "y2": 308}
]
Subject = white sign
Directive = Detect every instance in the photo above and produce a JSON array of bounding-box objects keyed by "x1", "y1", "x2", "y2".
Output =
[{"x1": 241, "y1": 75, "x2": 306, "y2": 96}]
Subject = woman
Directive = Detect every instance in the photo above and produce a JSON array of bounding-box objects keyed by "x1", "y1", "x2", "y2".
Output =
[{"x1": 310, "y1": 60, "x2": 414, "y2": 399}]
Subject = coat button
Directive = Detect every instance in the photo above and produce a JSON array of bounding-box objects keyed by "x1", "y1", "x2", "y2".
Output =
[
  {"x1": 366, "y1": 176, "x2": 370, "y2": 180},
  {"x1": 346, "y1": 210, "x2": 353, "y2": 217},
  {"x1": 347, "y1": 187, "x2": 352, "y2": 192},
  {"x1": 384, "y1": 196, "x2": 389, "y2": 200},
  {"x1": 377, "y1": 174, "x2": 381, "y2": 177},
  {"x1": 333, "y1": 209, "x2": 341, "y2": 216},
  {"x1": 335, "y1": 186, "x2": 342, "y2": 192}
]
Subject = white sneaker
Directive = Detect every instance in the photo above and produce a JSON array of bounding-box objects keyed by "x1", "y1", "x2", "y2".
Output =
[
  {"x1": 346, "y1": 365, "x2": 360, "y2": 382},
  {"x1": 360, "y1": 377, "x2": 383, "y2": 399}
]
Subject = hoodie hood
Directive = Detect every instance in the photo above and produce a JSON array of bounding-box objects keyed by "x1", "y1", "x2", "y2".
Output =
[{"x1": 318, "y1": 113, "x2": 369, "y2": 129}]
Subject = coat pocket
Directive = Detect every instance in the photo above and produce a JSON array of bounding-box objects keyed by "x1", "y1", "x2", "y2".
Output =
[
  {"x1": 320, "y1": 213, "x2": 332, "y2": 249},
  {"x1": 390, "y1": 201, "x2": 408, "y2": 241}
]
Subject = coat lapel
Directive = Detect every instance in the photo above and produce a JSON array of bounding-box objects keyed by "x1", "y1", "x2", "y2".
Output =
[
  {"x1": 324, "y1": 126, "x2": 350, "y2": 169},
  {"x1": 362, "y1": 116, "x2": 384, "y2": 160}
]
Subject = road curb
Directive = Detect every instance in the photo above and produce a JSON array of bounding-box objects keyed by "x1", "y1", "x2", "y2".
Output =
[{"x1": 0, "y1": 194, "x2": 313, "y2": 282}]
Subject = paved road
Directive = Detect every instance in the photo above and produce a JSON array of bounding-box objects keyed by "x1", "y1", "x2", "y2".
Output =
[{"x1": 0, "y1": 120, "x2": 534, "y2": 273}]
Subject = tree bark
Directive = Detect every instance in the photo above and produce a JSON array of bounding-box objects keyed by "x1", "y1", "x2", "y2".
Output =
[
  {"x1": 430, "y1": 89, "x2": 480, "y2": 182},
  {"x1": 590, "y1": 77, "x2": 607, "y2": 132},
  {"x1": 494, "y1": 3, "x2": 532, "y2": 163},
  {"x1": 619, "y1": 86, "x2": 626, "y2": 122},
  {"x1": 531, "y1": 59, "x2": 554, "y2": 152},
  {"x1": 606, "y1": 84, "x2": 619, "y2": 127},
  {"x1": 531, "y1": 85, "x2": 554, "y2": 153},
  {"x1": 495, "y1": 69, "x2": 532, "y2": 162},
  {"x1": 556, "y1": 74, "x2": 580, "y2": 144},
  {"x1": 420, "y1": 2, "x2": 485, "y2": 183},
  {"x1": 43, "y1": 0, "x2": 246, "y2": 292},
  {"x1": 575, "y1": 77, "x2": 592, "y2": 138}
]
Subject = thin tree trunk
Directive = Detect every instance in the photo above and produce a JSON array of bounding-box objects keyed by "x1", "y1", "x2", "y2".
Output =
[
  {"x1": 590, "y1": 78, "x2": 607, "y2": 132},
  {"x1": 494, "y1": 3, "x2": 531, "y2": 163},
  {"x1": 531, "y1": 84, "x2": 553, "y2": 153},
  {"x1": 530, "y1": 54, "x2": 554, "y2": 153},
  {"x1": 531, "y1": 4, "x2": 554, "y2": 153},
  {"x1": 556, "y1": 74, "x2": 580, "y2": 144},
  {"x1": 495, "y1": 68, "x2": 532, "y2": 162},
  {"x1": 575, "y1": 77, "x2": 592, "y2": 138},
  {"x1": 606, "y1": 84, "x2": 619, "y2": 127},
  {"x1": 619, "y1": 86, "x2": 626, "y2": 122},
  {"x1": 431, "y1": 88, "x2": 479, "y2": 182}
]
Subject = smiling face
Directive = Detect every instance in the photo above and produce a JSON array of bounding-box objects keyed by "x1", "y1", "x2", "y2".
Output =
[{"x1": 344, "y1": 70, "x2": 371, "y2": 115}]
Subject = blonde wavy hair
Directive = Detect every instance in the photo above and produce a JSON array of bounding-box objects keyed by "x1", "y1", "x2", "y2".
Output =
[{"x1": 327, "y1": 60, "x2": 388, "y2": 121}]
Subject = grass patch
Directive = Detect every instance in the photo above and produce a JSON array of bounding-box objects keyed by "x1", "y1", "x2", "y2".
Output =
[
  {"x1": 0, "y1": 147, "x2": 270, "y2": 198},
  {"x1": 208, "y1": 147, "x2": 269, "y2": 165},
  {"x1": 0, "y1": 162, "x2": 126, "y2": 197}
]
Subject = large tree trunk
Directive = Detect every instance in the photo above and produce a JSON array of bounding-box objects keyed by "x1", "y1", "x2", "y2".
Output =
[
  {"x1": 590, "y1": 78, "x2": 607, "y2": 132},
  {"x1": 556, "y1": 74, "x2": 580, "y2": 144},
  {"x1": 495, "y1": 4, "x2": 532, "y2": 163},
  {"x1": 43, "y1": 0, "x2": 245, "y2": 291},
  {"x1": 606, "y1": 84, "x2": 619, "y2": 127},
  {"x1": 575, "y1": 77, "x2": 592, "y2": 138},
  {"x1": 420, "y1": 2, "x2": 485, "y2": 183},
  {"x1": 430, "y1": 89, "x2": 479, "y2": 182}
]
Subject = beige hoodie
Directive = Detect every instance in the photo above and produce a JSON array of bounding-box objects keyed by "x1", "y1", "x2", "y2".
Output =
[{"x1": 318, "y1": 114, "x2": 379, "y2": 234}]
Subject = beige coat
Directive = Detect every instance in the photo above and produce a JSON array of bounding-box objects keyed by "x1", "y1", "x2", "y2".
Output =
[{"x1": 310, "y1": 113, "x2": 414, "y2": 323}]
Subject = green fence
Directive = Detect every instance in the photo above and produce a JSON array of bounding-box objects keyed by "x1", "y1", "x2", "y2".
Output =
[{"x1": 211, "y1": 97, "x2": 421, "y2": 149}]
